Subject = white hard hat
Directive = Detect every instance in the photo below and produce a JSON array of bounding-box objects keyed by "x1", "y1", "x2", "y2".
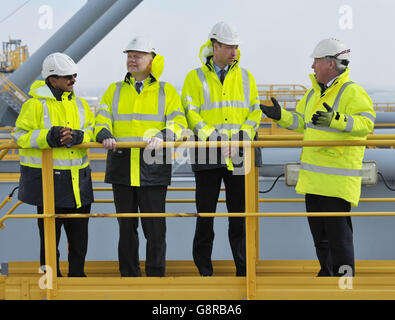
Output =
[
  {"x1": 310, "y1": 38, "x2": 351, "y2": 61},
  {"x1": 208, "y1": 21, "x2": 240, "y2": 45},
  {"x1": 123, "y1": 37, "x2": 156, "y2": 54},
  {"x1": 41, "y1": 52, "x2": 78, "y2": 79}
]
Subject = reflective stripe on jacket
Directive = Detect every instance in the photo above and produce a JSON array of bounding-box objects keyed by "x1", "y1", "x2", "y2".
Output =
[
  {"x1": 12, "y1": 80, "x2": 95, "y2": 208},
  {"x1": 181, "y1": 40, "x2": 262, "y2": 171},
  {"x1": 95, "y1": 70, "x2": 187, "y2": 187},
  {"x1": 276, "y1": 68, "x2": 375, "y2": 206}
]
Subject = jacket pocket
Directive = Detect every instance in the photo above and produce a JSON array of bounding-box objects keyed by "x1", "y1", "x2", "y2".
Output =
[
  {"x1": 140, "y1": 148, "x2": 172, "y2": 185},
  {"x1": 315, "y1": 146, "x2": 345, "y2": 159},
  {"x1": 105, "y1": 149, "x2": 131, "y2": 185}
]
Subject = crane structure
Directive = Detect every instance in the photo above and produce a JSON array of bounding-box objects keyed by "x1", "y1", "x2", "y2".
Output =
[
  {"x1": 0, "y1": 38, "x2": 29, "y2": 74},
  {"x1": 0, "y1": 0, "x2": 143, "y2": 126}
]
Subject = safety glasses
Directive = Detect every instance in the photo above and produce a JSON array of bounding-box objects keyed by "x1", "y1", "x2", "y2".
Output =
[{"x1": 57, "y1": 74, "x2": 77, "y2": 80}]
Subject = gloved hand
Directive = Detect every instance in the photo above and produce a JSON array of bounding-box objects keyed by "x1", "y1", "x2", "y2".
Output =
[
  {"x1": 260, "y1": 97, "x2": 282, "y2": 120},
  {"x1": 46, "y1": 126, "x2": 64, "y2": 147},
  {"x1": 60, "y1": 127, "x2": 85, "y2": 148},
  {"x1": 60, "y1": 127, "x2": 73, "y2": 147},
  {"x1": 312, "y1": 102, "x2": 334, "y2": 127},
  {"x1": 70, "y1": 129, "x2": 84, "y2": 146}
]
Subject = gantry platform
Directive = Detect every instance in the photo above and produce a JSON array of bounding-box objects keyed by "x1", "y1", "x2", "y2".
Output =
[{"x1": 2, "y1": 260, "x2": 395, "y2": 300}]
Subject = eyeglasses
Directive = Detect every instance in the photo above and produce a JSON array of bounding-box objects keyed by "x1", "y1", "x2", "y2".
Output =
[
  {"x1": 63, "y1": 74, "x2": 77, "y2": 80},
  {"x1": 55, "y1": 74, "x2": 77, "y2": 80}
]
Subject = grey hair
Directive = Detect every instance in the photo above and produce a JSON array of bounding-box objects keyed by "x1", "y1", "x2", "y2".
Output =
[{"x1": 325, "y1": 57, "x2": 348, "y2": 73}]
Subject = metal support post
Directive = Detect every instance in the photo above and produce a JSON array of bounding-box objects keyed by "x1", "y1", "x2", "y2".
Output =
[
  {"x1": 255, "y1": 166, "x2": 260, "y2": 260},
  {"x1": 244, "y1": 145, "x2": 257, "y2": 300},
  {"x1": 41, "y1": 149, "x2": 57, "y2": 299}
]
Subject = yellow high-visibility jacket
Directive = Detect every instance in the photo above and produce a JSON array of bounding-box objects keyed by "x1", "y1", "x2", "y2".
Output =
[
  {"x1": 276, "y1": 68, "x2": 375, "y2": 206},
  {"x1": 181, "y1": 40, "x2": 262, "y2": 171},
  {"x1": 94, "y1": 54, "x2": 187, "y2": 187},
  {"x1": 12, "y1": 80, "x2": 95, "y2": 208}
]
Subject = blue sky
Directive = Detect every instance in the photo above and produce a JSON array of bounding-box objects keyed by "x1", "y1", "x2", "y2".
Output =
[{"x1": 1, "y1": 0, "x2": 395, "y2": 101}]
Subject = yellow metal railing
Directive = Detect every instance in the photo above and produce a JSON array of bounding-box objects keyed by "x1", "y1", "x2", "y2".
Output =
[
  {"x1": 257, "y1": 84, "x2": 395, "y2": 113},
  {"x1": 374, "y1": 103, "x2": 395, "y2": 112},
  {"x1": 258, "y1": 84, "x2": 307, "y2": 101},
  {"x1": 3, "y1": 133, "x2": 395, "y2": 162},
  {"x1": 2, "y1": 138, "x2": 395, "y2": 300}
]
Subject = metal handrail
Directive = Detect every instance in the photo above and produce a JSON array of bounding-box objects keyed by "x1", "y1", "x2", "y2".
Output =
[
  {"x1": 4, "y1": 138, "x2": 395, "y2": 150},
  {"x1": 3, "y1": 211, "x2": 395, "y2": 220}
]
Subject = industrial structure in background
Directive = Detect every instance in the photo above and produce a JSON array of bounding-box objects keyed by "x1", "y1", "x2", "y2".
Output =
[
  {"x1": 0, "y1": 38, "x2": 29, "y2": 74},
  {"x1": 0, "y1": 38, "x2": 30, "y2": 127},
  {"x1": 0, "y1": 0, "x2": 143, "y2": 127}
]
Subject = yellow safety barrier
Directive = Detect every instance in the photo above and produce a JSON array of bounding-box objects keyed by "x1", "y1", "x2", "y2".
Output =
[
  {"x1": 0, "y1": 131, "x2": 394, "y2": 163},
  {"x1": 2, "y1": 138, "x2": 395, "y2": 300}
]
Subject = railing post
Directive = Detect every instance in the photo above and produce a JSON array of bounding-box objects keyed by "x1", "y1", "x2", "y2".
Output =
[
  {"x1": 255, "y1": 166, "x2": 260, "y2": 260},
  {"x1": 41, "y1": 149, "x2": 57, "y2": 299},
  {"x1": 244, "y1": 144, "x2": 257, "y2": 300}
]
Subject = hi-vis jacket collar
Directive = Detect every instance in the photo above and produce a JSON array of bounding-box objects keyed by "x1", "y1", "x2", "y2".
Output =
[
  {"x1": 310, "y1": 68, "x2": 350, "y2": 92},
  {"x1": 124, "y1": 72, "x2": 157, "y2": 88},
  {"x1": 199, "y1": 39, "x2": 241, "y2": 72},
  {"x1": 29, "y1": 80, "x2": 74, "y2": 101}
]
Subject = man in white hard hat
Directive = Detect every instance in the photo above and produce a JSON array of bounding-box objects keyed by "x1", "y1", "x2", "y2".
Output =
[
  {"x1": 12, "y1": 52, "x2": 95, "y2": 277},
  {"x1": 181, "y1": 22, "x2": 262, "y2": 276},
  {"x1": 261, "y1": 38, "x2": 376, "y2": 277},
  {"x1": 94, "y1": 37, "x2": 187, "y2": 277}
]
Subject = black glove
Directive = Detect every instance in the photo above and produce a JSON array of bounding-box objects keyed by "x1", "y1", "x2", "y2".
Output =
[
  {"x1": 46, "y1": 126, "x2": 63, "y2": 147},
  {"x1": 260, "y1": 97, "x2": 281, "y2": 120},
  {"x1": 312, "y1": 103, "x2": 334, "y2": 127},
  {"x1": 70, "y1": 129, "x2": 84, "y2": 146}
]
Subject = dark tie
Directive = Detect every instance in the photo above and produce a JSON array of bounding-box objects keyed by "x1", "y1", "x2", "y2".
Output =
[
  {"x1": 135, "y1": 81, "x2": 142, "y2": 94},
  {"x1": 319, "y1": 82, "x2": 327, "y2": 94},
  {"x1": 220, "y1": 69, "x2": 226, "y2": 84}
]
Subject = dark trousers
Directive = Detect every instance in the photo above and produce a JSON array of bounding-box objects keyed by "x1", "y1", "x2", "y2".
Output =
[
  {"x1": 113, "y1": 184, "x2": 167, "y2": 277},
  {"x1": 193, "y1": 168, "x2": 246, "y2": 276},
  {"x1": 305, "y1": 193, "x2": 355, "y2": 276},
  {"x1": 37, "y1": 205, "x2": 90, "y2": 277}
]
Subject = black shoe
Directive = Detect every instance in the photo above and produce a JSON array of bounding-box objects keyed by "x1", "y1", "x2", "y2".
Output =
[
  {"x1": 68, "y1": 273, "x2": 86, "y2": 277},
  {"x1": 317, "y1": 269, "x2": 332, "y2": 277}
]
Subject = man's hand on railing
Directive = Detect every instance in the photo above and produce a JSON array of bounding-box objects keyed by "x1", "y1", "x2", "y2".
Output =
[
  {"x1": 70, "y1": 130, "x2": 84, "y2": 147},
  {"x1": 60, "y1": 127, "x2": 73, "y2": 147},
  {"x1": 46, "y1": 126, "x2": 64, "y2": 147},
  {"x1": 222, "y1": 147, "x2": 238, "y2": 158},
  {"x1": 102, "y1": 138, "x2": 117, "y2": 151},
  {"x1": 146, "y1": 137, "x2": 163, "y2": 150}
]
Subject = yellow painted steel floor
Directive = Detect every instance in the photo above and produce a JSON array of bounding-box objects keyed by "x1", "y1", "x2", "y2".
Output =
[{"x1": 2, "y1": 260, "x2": 395, "y2": 300}]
